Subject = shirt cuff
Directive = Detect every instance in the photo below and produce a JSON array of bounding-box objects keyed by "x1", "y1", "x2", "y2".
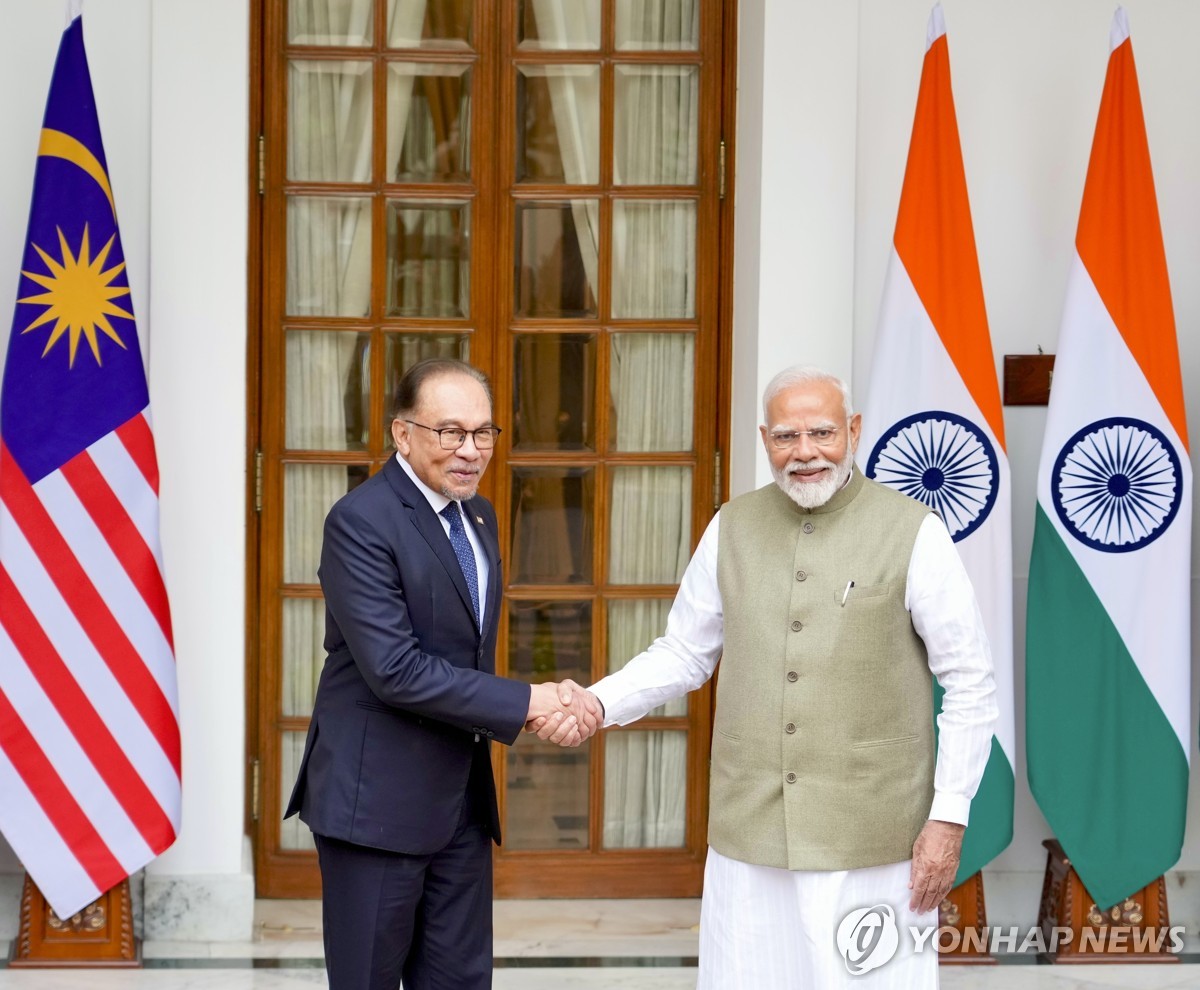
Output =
[
  {"x1": 928, "y1": 792, "x2": 971, "y2": 827},
  {"x1": 588, "y1": 679, "x2": 621, "y2": 728}
]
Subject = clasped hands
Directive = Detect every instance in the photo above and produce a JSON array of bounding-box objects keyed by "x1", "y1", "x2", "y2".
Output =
[{"x1": 524, "y1": 679, "x2": 603, "y2": 747}]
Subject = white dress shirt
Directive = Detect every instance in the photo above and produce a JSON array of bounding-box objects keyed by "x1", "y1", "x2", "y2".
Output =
[
  {"x1": 590, "y1": 509, "x2": 998, "y2": 827},
  {"x1": 396, "y1": 453, "x2": 490, "y2": 626}
]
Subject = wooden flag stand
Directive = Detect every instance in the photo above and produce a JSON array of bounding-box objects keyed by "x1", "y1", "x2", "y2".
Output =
[
  {"x1": 1036, "y1": 839, "x2": 1178, "y2": 964},
  {"x1": 8, "y1": 873, "x2": 140, "y2": 968},
  {"x1": 936, "y1": 871, "x2": 997, "y2": 964}
]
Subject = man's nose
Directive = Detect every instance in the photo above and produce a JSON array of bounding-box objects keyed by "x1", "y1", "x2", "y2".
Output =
[
  {"x1": 457, "y1": 434, "x2": 483, "y2": 458},
  {"x1": 789, "y1": 433, "x2": 820, "y2": 459}
]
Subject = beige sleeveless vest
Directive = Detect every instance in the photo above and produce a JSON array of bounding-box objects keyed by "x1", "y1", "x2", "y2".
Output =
[{"x1": 711, "y1": 467, "x2": 934, "y2": 870}]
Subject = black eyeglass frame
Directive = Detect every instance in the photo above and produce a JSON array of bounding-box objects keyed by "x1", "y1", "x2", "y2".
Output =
[{"x1": 405, "y1": 419, "x2": 503, "y2": 450}]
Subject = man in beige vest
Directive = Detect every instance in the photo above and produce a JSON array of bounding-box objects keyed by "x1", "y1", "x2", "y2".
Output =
[{"x1": 569, "y1": 366, "x2": 997, "y2": 988}]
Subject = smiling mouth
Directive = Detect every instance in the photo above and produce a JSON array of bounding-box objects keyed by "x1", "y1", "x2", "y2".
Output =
[{"x1": 790, "y1": 466, "x2": 829, "y2": 481}]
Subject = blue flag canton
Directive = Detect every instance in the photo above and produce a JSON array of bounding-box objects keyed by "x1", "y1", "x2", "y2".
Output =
[{"x1": 1, "y1": 17, "x2": 149, "y2": 485}]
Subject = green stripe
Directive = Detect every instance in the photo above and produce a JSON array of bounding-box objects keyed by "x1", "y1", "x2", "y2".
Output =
[
  {"x1": 933, "y1": 681, "x2": 1014, "y2": 884},
  {"x1": 1027, "y1": 504, "x2": 1188, "y2": 908}
]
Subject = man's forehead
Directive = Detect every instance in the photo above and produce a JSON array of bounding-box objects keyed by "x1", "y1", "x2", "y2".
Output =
[{"x1": 767, "y1": 383, "x2": 843, "y2": 416}]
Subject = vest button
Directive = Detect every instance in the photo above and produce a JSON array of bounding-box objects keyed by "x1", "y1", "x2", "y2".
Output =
[
  {"x1": 787, "y1": 670, "x2": 799, "y2": 682},
  {"x1": 790, "y1": 620, "x2": 802, "y2": 632},
  {"x1": 796, "y1": 570, "x2": 807, "y2": 581},
  {"x1": 785, "y1": 772, "x2": 797, "y2": 783},
  {"x1": 803, "y1": 522, "x2": 815, "y2": 534},
  {"x1": 785, "y1": 722, "x2": 796, "y2": 734}
]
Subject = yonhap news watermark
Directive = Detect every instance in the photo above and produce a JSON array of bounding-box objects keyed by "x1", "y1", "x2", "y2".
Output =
[{"x1": 835, "y1": 904, "x2": 1185, "y2": 975}]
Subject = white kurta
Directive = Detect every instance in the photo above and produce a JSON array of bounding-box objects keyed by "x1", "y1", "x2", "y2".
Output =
[{"x1": 589, "y1": 503, "x2": 996, "y2": 987}]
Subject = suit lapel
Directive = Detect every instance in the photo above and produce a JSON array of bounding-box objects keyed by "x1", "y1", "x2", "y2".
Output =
[{"x1": 383, "y1": 458, "x2": 478, "y2": 626}]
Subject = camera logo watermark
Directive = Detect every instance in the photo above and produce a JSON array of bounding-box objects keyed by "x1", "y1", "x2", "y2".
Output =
[
  {"x1": 835, "y1": 904, "x2": 899, "y2": 975},
  {"x1": 835, "y1": 905, "x2": 1185, "y2": 975}
]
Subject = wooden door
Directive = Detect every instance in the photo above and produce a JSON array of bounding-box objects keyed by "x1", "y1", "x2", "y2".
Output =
[{"x1": 249, "y1": 0, "x2": 734, "y2": 899}]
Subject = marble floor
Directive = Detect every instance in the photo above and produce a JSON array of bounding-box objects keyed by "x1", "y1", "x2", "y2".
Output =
[{"x1": 0, "y1": 898, "x2": 1196, "y2": 988}]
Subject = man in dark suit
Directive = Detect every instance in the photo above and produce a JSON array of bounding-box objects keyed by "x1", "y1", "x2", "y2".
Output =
[{"x1": 285, "y1": 359, "x2": 597, "y2": 990}]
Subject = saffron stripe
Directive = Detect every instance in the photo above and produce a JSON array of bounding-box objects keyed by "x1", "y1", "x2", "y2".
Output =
[
  {"x1": 61, "y1": 452, "x2": 174, "y2": 647},
  {"x1": 0, "y1": 564, "x2": 177, "y2": 851},
  {"x1": 116, "y1": 413, "x2": 160, "y2": 494},
  {"x1": 0, "y1": 444, "x2": 181, "y2": 774},
  {"x1": 892, "y1": 33, "x2": 1005, "y2": 449},
  {"x1": 0, "y1": 685, "x2": 126, "y2": 892},
  {"x1": 1074, "y1": 38, "x2": 1188, "y2": 449}
]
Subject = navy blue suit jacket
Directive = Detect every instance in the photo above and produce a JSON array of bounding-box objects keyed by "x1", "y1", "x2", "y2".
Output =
[{"x1": 284, "y1": 456, "x2": 531, "y2": 854}]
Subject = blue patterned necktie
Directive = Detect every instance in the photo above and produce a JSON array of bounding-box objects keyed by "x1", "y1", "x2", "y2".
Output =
[{"x1": 440, "y1": 502, "x2": 481, "y2": 629}]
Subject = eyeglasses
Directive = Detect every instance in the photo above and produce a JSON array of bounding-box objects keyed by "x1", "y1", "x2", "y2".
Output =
[
  {"x1": 406, "y1": 420, "x2": 502, "y2": 450},
  {"x1": 768, "y1": 427, "x2": 841, "y2": 449}
]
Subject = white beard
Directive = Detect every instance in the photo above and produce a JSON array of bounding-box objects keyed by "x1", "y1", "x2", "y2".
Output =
[{"x1": 772, "y1": 453, "x2": 854, "y2": 509}]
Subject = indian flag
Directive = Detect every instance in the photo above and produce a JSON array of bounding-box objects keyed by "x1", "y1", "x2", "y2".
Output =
[
  {"x1": 1027, "y1": 7, "x2": 1190, "y2": 910},
  {"x1": 859, "y1": 3, "x2": 1014, "y2": 885}
]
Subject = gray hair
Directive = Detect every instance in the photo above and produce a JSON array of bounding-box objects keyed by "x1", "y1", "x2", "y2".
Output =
[{"x1": 761, "y1": 365, "x2": 854, "y2": 422}]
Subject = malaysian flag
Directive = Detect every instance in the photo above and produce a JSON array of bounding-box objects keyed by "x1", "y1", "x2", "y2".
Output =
[{"x1": 0, "y1": 10, "x2": 180, "y2": 919}]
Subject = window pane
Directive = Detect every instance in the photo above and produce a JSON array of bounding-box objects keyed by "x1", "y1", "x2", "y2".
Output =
[
  {"x1": 609, "y1": 333, "x2": 694, "y2": 451},
  {"x1": 608, "y1": 466, "x2": 691, "y2": 584},
  {"x1": 606, "y1": 600, "x2": 685, "y2": 716},
  {"x1": 388, "y1": 0, "x2": 472, "y2": 49},
  {"x1": 515, "y1": 201, "x2": 599, "y2": 318},
  {"x1": 513, "y1": 334, "x2": 595, "y2": 451},
  {"x1": 511, "y1": 467, "x2": 594, "y2": 584},
  {"x1": 282, "y1": 599, "x2": 326, "y2": 717},
  {"x1": 286, "y1": 196, "x2": 372, "y2": 317},
  {"x1": 286, "y1": 331, "x2": 370, "y2": 451},
  {"x1": 284, "y1": 464, "x2": 369, "y2": 584},
  {"x1": 387, "y1": 64, "x2": 471, "y2": 182},
  {"x1": 384, "y1": 334, "x2": 470, "y2": 419},
  {"x1": 506, "y1": 600, "x2": 593, "y2": 850},
  {"x1": 518, "y1": 0, "x2": 600, "y2": 50},
  {"x1": 288, "y1": 60, "x2": 373, "y2": 183},
  {"x1": 614, "y1": 66, "x2": 698, "y2": 185},
  {"x1": 615, "y1": 0, "x2": 700, "y2": 51},
  {"x1": 280, "y1": 731, "x2": 317, "y2": 850},
  {"x1": 603, "y1": 730, "x2": 687, "y2": 848},
  {"x1": 289, "y1": 0, "x2": 373, "y2": 46},
  {"x1": 517, "y1": 66, "x2": 600, "y2": 184},
  {"x1": 386, "y1": 200, "x2": 470, "y2": 318},
  {"x1": 611, "y1": 200, "x2": 695, "y2": 318}
]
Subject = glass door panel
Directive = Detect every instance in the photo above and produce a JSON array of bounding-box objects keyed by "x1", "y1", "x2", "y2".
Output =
[
  {"x1": 505, "y1": 600, "x2": 593, "y2": 849},
  {"x1": 512, "y1": 333, "x2": 596, "y2": 450},
  {"x1": 609, "y1": 332, "x2": 694, "y2": 451}
]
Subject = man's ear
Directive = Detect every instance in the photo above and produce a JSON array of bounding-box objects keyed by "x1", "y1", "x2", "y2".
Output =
[
  {"x1": 848, "y1": 412, "x2": 863, "y2": 453},
  {"x1": 391, "y1": 417, "x2": 410, "y2": 455}
]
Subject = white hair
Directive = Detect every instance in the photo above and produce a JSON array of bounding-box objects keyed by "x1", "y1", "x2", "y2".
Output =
[{"x1": 761, "y1": 365, "x2": 854, "y2": 423}]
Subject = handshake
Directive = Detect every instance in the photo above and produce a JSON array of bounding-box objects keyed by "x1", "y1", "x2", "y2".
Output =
[{"x1": 523, "y1": 679, "x2": 604, "y2": 748}]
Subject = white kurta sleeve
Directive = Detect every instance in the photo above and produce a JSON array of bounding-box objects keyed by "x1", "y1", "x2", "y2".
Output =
[
  {"x1": 590, "y1": 513, "x2": 725, "y2": 726},
  {"x1": 905, "y1": 514, "x2": 999, "y2": 826}
]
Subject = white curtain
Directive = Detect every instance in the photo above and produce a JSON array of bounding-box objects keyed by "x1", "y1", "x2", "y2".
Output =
[{"x1": 530, "y1": 1, "x2": 602, "y2": 292}]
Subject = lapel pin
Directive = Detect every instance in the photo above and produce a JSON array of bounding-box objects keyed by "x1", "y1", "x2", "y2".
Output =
[{"x1": 475, "y1": 516, "x2": 483, "y2": 524}]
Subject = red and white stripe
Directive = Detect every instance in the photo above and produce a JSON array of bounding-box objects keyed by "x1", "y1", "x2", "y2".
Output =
[{"x1": 0, "y1": 409, "x2": 180, "y2": 919}]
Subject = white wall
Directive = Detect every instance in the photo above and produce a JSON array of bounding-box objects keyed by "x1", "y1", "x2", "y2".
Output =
[{"x1": 0, "y1": 0, "x2": 250, "y2": 936}]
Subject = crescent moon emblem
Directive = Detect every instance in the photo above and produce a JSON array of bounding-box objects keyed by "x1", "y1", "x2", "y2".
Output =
[{"x1": 37, "y1": 128, "x2": 116, "y2": 217}]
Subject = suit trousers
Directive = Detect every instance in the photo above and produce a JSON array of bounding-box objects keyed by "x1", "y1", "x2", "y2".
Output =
[{"x1": 315, "y1": 767, "x2": 493, "y2": 990}]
